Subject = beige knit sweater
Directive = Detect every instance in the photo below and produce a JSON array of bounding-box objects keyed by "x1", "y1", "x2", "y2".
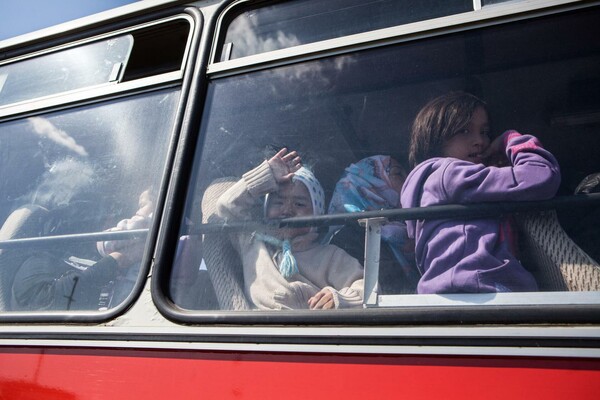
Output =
[{"x1": 216, "y1": 161, "x2": 364, "y2": 310}]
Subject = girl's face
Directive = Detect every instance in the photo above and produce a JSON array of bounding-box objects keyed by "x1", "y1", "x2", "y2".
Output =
[
  {"x1": 441, "y1": 106, "x2": 490, "y2": 164},
  {"x1": 266, "y1": 181, "x2": 313, "y2": 239}
]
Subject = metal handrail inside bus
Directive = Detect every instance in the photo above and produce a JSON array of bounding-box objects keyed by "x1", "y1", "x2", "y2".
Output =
[
  {"x1": 195, "y1": 192, "x2": 600, "y2": 232},
  {"x1": 0, "y1": 229, "x2": 147, "y2": 249},
  {"x1": 1, "y1": 193, "x2": 597, "y2": 249}
]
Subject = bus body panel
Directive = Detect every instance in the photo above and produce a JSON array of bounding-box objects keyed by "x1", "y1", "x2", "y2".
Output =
[{"x1": 1, "y1": 346, "x2": 600, "y2": 399}]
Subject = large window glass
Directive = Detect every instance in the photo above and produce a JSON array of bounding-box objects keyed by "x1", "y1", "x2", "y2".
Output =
[
  {"x1": 0, "y1": 89, "x2": 179, "y2": 312},
  {"x1": 217, "y1": 0, "x2": 473, "y2": 61},
  {"x1": 172, "y1": 6, "x2": 600, "y2": 313}
]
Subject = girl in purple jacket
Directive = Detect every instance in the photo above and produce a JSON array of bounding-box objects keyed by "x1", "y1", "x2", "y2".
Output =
[{"x1": 401, "y1": 92, "x2": 561, "y2": 294}]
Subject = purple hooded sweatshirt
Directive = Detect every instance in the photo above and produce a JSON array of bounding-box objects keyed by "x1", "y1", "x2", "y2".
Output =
[{"x1": 400, "y1": 131, "x2": 561, "y2": 294}]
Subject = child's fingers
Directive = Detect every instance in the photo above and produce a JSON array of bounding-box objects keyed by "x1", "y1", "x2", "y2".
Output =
[
  {"x1": 281, "y1": 151, "x2": 300, "y2": 165},
  {"x1": 281, "y1": 149, "x2": 295, "y2": 159},
  {"x1": 281, "y1": 172, "x2": 296, "y2": 181},
  {"x1": 308, "y1": 292, "x2": 323, "y2": 309},
  {"x1": 308, "y1": 290, "x2": 334, "y2": 309},
  {"x1": 315, "y1": 295, "x2": 334, "y2": 309},
  {"x1": 275, "y1": 147, "x2": 288, "y2": 158},
  {"x1": 315, "y1": 297, "x2": 334, "y2": 309},
  {"x1": 282, "y1": 152, "x2": 302, "y2": 171}
]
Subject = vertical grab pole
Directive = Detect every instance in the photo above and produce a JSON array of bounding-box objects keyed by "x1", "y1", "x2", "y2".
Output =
[{"x1": 359, "y1": 217, "x2": 386, "y2": 307}]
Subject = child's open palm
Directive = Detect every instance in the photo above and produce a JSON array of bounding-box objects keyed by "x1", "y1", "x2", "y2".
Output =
[{"x1": 268, "y1": 148, "x2": 302, "y2": 183}]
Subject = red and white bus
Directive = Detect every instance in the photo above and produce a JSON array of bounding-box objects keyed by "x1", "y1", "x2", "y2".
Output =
[{"x1": 1, "y1": 0, "x2": 599, "y2": 398}]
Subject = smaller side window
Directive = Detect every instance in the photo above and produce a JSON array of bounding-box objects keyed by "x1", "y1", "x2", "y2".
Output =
[
  {"x1": 0, "y1": 17, "x2": 191, "y2": 109},
  {"x1": 0, "y1": 35, "x2": 133, "y2": 107},
  {"x1": 217, "y1": 0, "x2": 473, "y2": 61}
]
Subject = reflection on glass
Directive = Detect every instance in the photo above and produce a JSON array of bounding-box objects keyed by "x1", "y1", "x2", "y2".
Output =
[
  {"x1": 0, "y1": 89, "x2": 179, "y2": 312},
  {"x1": 218, "y1": 0, "x2": 472, "y2": 61},
  {"x1": 0, "y1": 35, "x2": 133, "y2": 107},
  {"x1": 176, "y1": 6, "x2": 600, "y2": 311}
]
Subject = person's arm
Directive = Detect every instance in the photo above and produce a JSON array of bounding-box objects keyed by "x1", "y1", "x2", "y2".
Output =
[
  {"x1": 216, "y1": 160, "x2": 279, "y2": 220},
  {"x1": 440, "y1": 130, "x2": 561, "y2": 203},
  {"x1": 97, "y1": 190, "x2": 153, "y2": 258},
  {"x1": 216, "y1": 148, "x2": 302, "y2": 220}
]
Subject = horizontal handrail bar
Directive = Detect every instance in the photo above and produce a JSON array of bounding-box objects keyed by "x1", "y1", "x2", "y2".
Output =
[
  {"x1": 0, "y1": 229, "x2": 147, "y2": 250},
  {"x1": 1, "y1": 193, "x2": 597, "y2": 246},
  {"x1": 195, "y1": 193, "x2": 600, "y2": 233}
]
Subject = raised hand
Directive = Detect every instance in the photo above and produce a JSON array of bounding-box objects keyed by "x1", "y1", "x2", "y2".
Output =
[{"x1": 268, "y1": 148, "x2": 302, "y2": 184}]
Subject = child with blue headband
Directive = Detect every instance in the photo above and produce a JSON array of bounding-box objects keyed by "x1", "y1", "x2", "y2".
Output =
[{"x1": 217, "y1": 148, "x2": 364, "y2": 310}]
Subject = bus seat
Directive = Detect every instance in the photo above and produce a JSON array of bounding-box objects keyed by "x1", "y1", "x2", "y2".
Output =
[
  {"x1": 201, "y1": 177, "x2": 252, "y2": 311},
  {"x1": 170, "y1": 235, "x2": 218, "y2": 310},
  {"x1": 517, "y1": 210, "x2": 600, "y2": 291},
  {"x1": 0, "y1": 205, "x2": 49, "y2": 310}
]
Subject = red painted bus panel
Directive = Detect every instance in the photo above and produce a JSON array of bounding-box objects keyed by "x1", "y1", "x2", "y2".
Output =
[{"x1": 1, "y1": 348, "x2": 599, "y2": 399}]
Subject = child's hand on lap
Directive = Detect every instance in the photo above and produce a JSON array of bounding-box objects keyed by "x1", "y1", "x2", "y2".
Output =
[{"x1": 308, "y1": 288, "x2": 335, "y2": 309}]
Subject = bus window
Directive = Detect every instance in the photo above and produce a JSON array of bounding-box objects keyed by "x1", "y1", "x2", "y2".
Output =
[
  {"x1": 0, "y1": 17, "x2": 191, "y2": 113},
  {"x1": 170, "y1": 4, "x2": 600, "y2": 314},
  {"x1": 216, "y1": 0, "x2": 472, "y2": 62},
  {"x1": 0, "y1": 90, "x2": 179, "y2": 312},
  {"x1": 0, "y1": 15, "x2": 195, "y2": 316},
  {"x1": 0, "y1": 35, "x2": 133, "y2": 107}
]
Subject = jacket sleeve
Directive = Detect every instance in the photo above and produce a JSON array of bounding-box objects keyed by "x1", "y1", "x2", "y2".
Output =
[
  {"x1": 440, "y1": 131, "x2": 561, "y2": 203},
  {"x1": 216, "y1": 160, "x2": 279, "y2": 220}
]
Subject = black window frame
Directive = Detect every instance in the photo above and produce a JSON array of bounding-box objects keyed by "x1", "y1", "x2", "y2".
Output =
[
  {"x1": 0, "y1": 6, "x2": 203, "y2": 324},
  {"x1": 152, "y1": 0, "x2": 600, "y2": 326}
]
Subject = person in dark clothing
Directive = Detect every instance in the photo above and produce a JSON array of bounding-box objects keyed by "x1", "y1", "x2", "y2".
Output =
[
  {"x1": 10, "y1": 192, "x2": 152, "y2": 311},
  {"x1": 12, "y1": 252, "x2": 123, "y2": 311}
]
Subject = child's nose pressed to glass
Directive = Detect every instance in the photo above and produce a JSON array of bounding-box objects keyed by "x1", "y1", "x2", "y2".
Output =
[
  {"x1": 442, "y1": 106, "x2": 491, "y2": 164},
  {"x1": 266, "y1": 181, "x2": 313, "y2": 239}
]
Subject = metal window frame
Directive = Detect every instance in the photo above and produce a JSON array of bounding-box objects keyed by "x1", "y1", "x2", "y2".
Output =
[
  {"x1": 0, "y1": 7, "x2": 204, "y2": 324},
  {"x1": 150, "y1": 0, "x2": 600, "y2": 326}
]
